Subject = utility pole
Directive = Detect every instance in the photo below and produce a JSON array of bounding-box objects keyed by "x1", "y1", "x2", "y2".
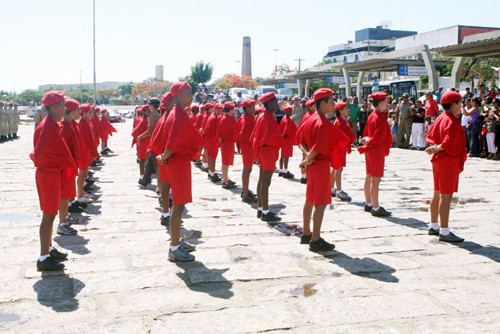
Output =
[
  {"x1": 294, "y1": 58, "x2": 306, "y2": 72},
  {"x1": 92, "y1": 0, "x2": 97, "y2": 106},
  {"x1": 273, "y1": 49, "x2": 279, "y2": 68},
  {"x1": 78, "y1": 70, "x2": 83, "y2": 102}
]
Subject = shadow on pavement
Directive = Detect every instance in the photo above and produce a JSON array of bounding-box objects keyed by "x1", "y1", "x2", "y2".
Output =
[
  {"x1": 53, "y1": 235, "x2": 90, "y2": 255},
  {"x1": 455, "y1": 242, "x2": 500, "y2": 264},
  {"x1": 175, "y1": 262, "x2": 234, "y2": 299},
  {"x1": 32, "y1": 274, "x2": 84, "y2": 312},
  {"x1": 385, "y1": 216, "x2": 429, "y2": 230}
]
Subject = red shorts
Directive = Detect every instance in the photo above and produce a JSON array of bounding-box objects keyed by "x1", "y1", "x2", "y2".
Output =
[
  {"x1": 80, "y1": 148, "x2": 91, "y2": 170},
  {"x1": 365, "y1": 149, "x2": 385, "y2": 177},
  {"x1": 204, "y1": 137, "x2": 219, "y2": 160},
  {"x1": 36, "y1": 169, "x2": 62, "y2": 215},
  {"x1": 239, "y1": 143, "x2": 254, "y2": 168},
  {"x1": 61, "y1": 168, "x2": 77, "y2": 199},
  {"x1": 306, "y1": 163, "x2": 331, "y2": 206},
  {"x1": 136, "y1": 137, "x2": 150, "y2": 160},
  {"x1": 220, "y1": 141, "x2": 235, "y2": 166},
  {"x1": 158, "y1": 159, "x2": 168, "y2": 182},
  {"x1": 331, "y1": 151, "x2": 347, "y2": 170},
  {"x1": 258, "y1": 146, "x2": 278, "y2": 171},
  {"x1": 280, "y1": 138, "x2": 294, "y2": 158},
  {"x1": 166, "y1": 159, "x2": 192, "y2": 205},
  {"x1": 432, "y1": 159, "x2": 460, "y2": 194}
]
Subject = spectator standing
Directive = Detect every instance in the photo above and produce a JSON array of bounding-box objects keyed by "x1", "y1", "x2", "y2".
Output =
[
  {"x1": 359, "y1": 102, "x2": 369, "y2": 138},
  {"x1": 348, "y1": 96, "x2": 361, "y2": 145},
  {"x1": 396, "y1": 93, "x2": 413, "y2": 148},
  {"x1": 290, "y1": 96, "x2": 304, "y2": 126},
  {"x1": 435, "y1": 86, "x2": 443, "y2": 104},
  {"x1": 485, "y1": 111, "x2": 498, "y2": 160},
  {"x1": 411, "y1": 100, "x2": 426, "y2": 149},
  {"x1": 461, "y1": 98, "x2": 471, "y2": 153},
  {"x1": 425, "y1": 91, "x2": 439, "y2": 121},
  {"x1": 464, "y1": 97, "x2": 481, "y2": 157},
  {"x1": 464, "y1": 87, "x2": 473, "y2": 99},
  {"x1": 371, "y1": 76, "x2": 379, "y2": 92}
]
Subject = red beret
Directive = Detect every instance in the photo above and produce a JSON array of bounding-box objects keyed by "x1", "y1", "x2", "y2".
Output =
[
  {"x1": 334, "y1": 101, "x2": 348, "y2": 111},
  {"x1": 80, "y1": 103, "x2": 92, "y2": 113},
  {"x1": 441, "y1": 91, "x2": 462, "y2": 104},
  {"x1": 159, "y1": 105, "x2": 166, "y2": 111},
  {"x1": 141, "y1": 105, "x2": 150, "y2": 112},
  {"x1": 184, "y1": 107, "x2": 190, "y2": 112},
  {"x1": 191, "y1": 105, "x2": 199, "y2": 111},
  {"x1": 65, "y1": 98, "x2": 80, "y2": 111},
  {"x1": 283, "y1": 106, "x2": 293, "y2": 112},
  {"x1": 170, "y1": 81, "x2": 189, "y2": 96},
  {"x1": 161, "y1": 92, "x2": 173, "y2": 104},
  {"x1": 259, "y1": 92, "x2": 276, "y2": 103},
  {"x1": 313, "y1": 88, "x2": 334, "y2": 101},
  {"x1": 205, "y1": 102, "x2": 214, "y2": 109},
  {"x1": 305, "y1": 99, "x2": 315, "y2": 108},
  {"x1": 101, "y1": 109, "x2": 108, "y2": 113},
  {"x1": 241, "y1": 99, "x2": 256, "y2": 107},
  {"x1": 42, "y1": 90, "x2": 65, "y2": 106},
  {"x1": 369, "y1": 91, "x2": 387, "y2": 100},
  {"x1": 95, "y1": 107, "x2": 100, "y2": 112},
  {"x1": 214, "y1": 103, "x2": 224, "y2": 110},
  {"x1": 256, "y1": 107, "x2": 264, "y2": 113},
  {"x1": 224, "y1": 101, "x2": 235, "y2": 109},
  {"x1": 200, "y1": 104, "x2": 207, "y2": 110}
]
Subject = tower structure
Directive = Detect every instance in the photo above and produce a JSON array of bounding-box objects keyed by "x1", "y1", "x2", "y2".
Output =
[
  {"x1": 155, "y1": 65, "x2": 164, "y2": 80},
  {"x1": 242, "y1": 36, "x2": 252, "y2": 77}
]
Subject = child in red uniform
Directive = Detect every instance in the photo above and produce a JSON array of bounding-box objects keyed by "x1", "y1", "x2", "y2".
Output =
[
  {"x1": 278, "y1": 105, "x2": 297, "y2": 179},
  {"x1": 425, "y1": 91, "x2": 467, "y2": 243},
  {"x1": 251, "y1": 92, "x2": 283, "y2": 222},
  {"x1": 296, "y1": 99, "x2": 316, "y2": 184},
  {"x1": 132, "y1": 105, "x2": 151, "y2": 183},
  {"x1": 299, "y1": 88, "x2": 349, "y2": 252},
  {"x1": 358, "y1": 91, "x2": 393, "y2": 217},
  {"x1": 157, "y1": 82, "x2": 203, "y2": 261},
  {"x1": 217, "y1": 101, "x2": 237, "y2": 189},
  {"x1": 331, "y1": 102, "x2": 355, "y2": 201},
  {"x1": 77, "y1": 103, "x2": 97, "y2": 204},
  {"x1": 32, "y1": 91, "x2": 76, "y2": 271},
  {"x1": 204, "y1": 103, "x2": 223, "y2": 182},
  {"x1": 235, "y1": 98, "x2": 258, "y2": 203},
  {"x1": 200, "y1": 103, "x2": 214, "y2": 172},
  {"x1": 190, "y1": 105, "x2": 199, "y2": 124},
  {"x1": 99, "y1": 109, "x2": 117, "y2": 154}
]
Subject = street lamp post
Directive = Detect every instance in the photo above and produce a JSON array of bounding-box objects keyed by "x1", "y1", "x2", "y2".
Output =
[
  {"x1": 92, "y1": 0, "x2": 96, "y2": 106},
  {"x1": 273, "y1": 49, "x2": 279, "y2": 68},
  {"x1": 294, "y1": 58, "x2": 306, "y2": 72}
]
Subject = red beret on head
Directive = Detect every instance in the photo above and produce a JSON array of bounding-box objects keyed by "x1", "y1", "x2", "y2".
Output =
[
  {"x1": 159, "y1": 105, "x2": 166, "y2": 111},
  {"x1": 205, "y1": 102, "x2": 214, "y2": 109},
  {"x1": 214, "y1": 103, "x2": 224, "y2": 110},
  {"x1": 200, "y1": 104, "x2": 207, "y2": 110},
  {"x1": 170, "y1": 81, "x2": 189, "y2": 96},
  {"x1": 441, "y1": 91, "x2": 462, "y2": 104},
  {"x1": 334, "y1": 101, "x2": 348, "y2": 111},
  {"x1": 259, "y1": 92, "x2": 276, "y2": 103},
  {"x1": 241, "y1": 98, "x2": 256, "y2": 107},
  {"x1": 141, "y1": 105, "x2": 150, "y2": 112},
  {"x1": 80, "y1": 103, "x2": 92, "y2": 113},
  {"x1": 65, "y1": 98, "x2": 80, "y2": 111},
  {"x1": 283, "y1": 106, "x2": 293, "y2": 112},
  {"x1": 224, "y1": 101, "x2": 236, "y2": 109},
  {"x1": 95, "y1": 107, "x2": 100, "y2": 112},
  {"x1": 185, "y1": 107, "x2": 190, "y2": 112},
  {"x1": 305, "y1": 99, "x2": 315, "y2": 108},
  {"x1": 191, "y1": 105, "x2": 199, "y2": 111},
  {"x1": 369, "y1": 91, "x2": 387, "y2": 100},
  {"x1": 101, "y1": 109, "x2": 108, "y2": 113},
  {"x1": 42, "y1": 90, "x2": 65, "y2": 106},
  {"x1": 313, "y1": 88, "x2": 334, "y2": 101},
  {"x1": 161, "y1": 92, "x2": 173, "y2": 104},
  {"x1": 256, "y1": 107, "x2": 264, "y2": 113}
]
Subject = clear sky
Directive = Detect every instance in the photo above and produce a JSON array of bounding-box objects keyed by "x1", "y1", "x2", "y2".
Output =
[{"x1": 3, "y1": 0, "x2": 500, "y2": 92}]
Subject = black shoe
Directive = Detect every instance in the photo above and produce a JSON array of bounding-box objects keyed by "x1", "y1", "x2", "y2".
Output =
[
  {"x1": 68, "y1": 204, "x2": 84, "y2": 213},
  {"x1": 364, "y1": 204, "x2": 372, "y2": 212},
  {"x1": 257, "y1": 210, "x2": 262, "y2": 218},
  {"x1": 278, "y1": 172, "x2": 284, "y2": 177},
  {"x1": 222, "y1": 182, "x2": 237, "y2": 189},
  {"x1": 261, "y1": 211, "x2": 281, "y2": 222},
  {"x1": 161, "y1": 215, "x2": 170, "y2": 226},
  {"x1": 138, "y1": 178, "x2": 149, "y2": 187},
  {"x1": 227, "y1": 179, "x2": 236, "y2": 185},
  {"x1": 201, "y1": 166, "x2": 209, "y2": 173},
  {"x1": 75, "y1": 201, "x2": 87, "y2": 209},
  {"x1": 309, "y1": 238, "x2": 335, "y2": 252},
  {"x1": 37, "y1": 257, "x2": 65, "y2": 272},
  {"x1": 247, "y1": 190, "x2": 257, "y2": 198},
  {"x1": 87, "y1": 171, "x2": 94, "y2": 177},
  {"x1": 439, "y1": 232, "x2": 464, "y2": 243},
  {"x1": 91, "y1": 161, "x2": 98, "y2": 167},
  {"x1": 300, "y1": 178, "x2": 307, "y2": 184},
  {"x1": 282, "y1": 171, "x2": 294, "y2": 179},
  {"x1": 300, "y1": 234, "x2": 311, "y2": 244},
  {"x1": 49, "y1": 248, "x2": 68, "y2": 261},
  {"x1": 371, "y1": 206, "x2": 391, "y2": 217},
  {"x1": 208, "y1": 173, "x2": 221, "y2": 182},
  {"x1": 428, "y1": 228, "x2": 440, "y2": 236},
  {"x1": 242, "y1": 194, "x2": 257, "y2": 203}
]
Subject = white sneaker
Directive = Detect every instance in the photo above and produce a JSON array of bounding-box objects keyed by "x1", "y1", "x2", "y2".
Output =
[{"x1": 77, "y1": 196, "x2": 93, "y2": 204}]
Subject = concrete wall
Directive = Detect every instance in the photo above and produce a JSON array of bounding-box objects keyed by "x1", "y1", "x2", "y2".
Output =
[{"x1": 395, "y1": 26, "x2": 459, "y2": 50}]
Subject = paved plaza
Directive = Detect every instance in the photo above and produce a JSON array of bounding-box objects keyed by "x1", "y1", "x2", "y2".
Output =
[{"x1": 0, "y1": 117, "x2": 499, "y2": 333}]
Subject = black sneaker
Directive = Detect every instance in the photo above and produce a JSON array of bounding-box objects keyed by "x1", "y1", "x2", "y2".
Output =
[
  {"x1": 161, "y1": 215, "x2": 170, "y2": 226},
  {"x1": 278, "y1": 172, "x2": 284, "y2": 177},
  {"x1": 257, "y1": 210, "x2": 262, "y2": 218},
  {"x1": 371, "y1": 207, "x2": 391, "y2": 217},
  {"x1": 208, "y1": 173, "x2": 221, "y2": 182},
  {"x1": 201, "y1": 166, "x2": 209, "y2": 173},
  {"x1": 247, "y1": 190, "x2": 257, "y2": 198},
  {"x1": 300, "y1": 178, "x2": 307, "y2": 184},
  {"x1": 261, "y1": 211, "x2": 282, "y2": 222},
  {"x1": 428, "y1": 228, "x2": 440, "y2": 236},
  {"x1": 49, "y1": 248, "x2": 68, "y2": 261},
  {"x1": 138, "y1": 178, "x2": 149, "y2": 187},
  {"x1": 364, "y1": 204, "x2": 372, "y2": 212},
  {"x1": 68, "y1": 204, "x2": 84, "y2": 213},
  {"x1": 87, "y1": 171, "x2": 94, "y2": 177},
  {"x1": 75, "y1": 201, "x2": 88, "y2": 209},
  {"x1": 309, "y1": 238, "x2": 335, "y2": 252},
  {"x1": 57, "y1": 224, "x2": 78, "y2": 235},
  {"x1": 300, "y1": 234, "x2": 311, "y2": 244},
  {"x1": 37, "y1": 257, "x2": 65, "y2": 272},
  {"x1": 222, "y1": 182, "x2": 237, "y2": 189},
  {"x1": 439, "y1": 232, "x2": 464, "y2": 243},
  {"x1": 282, "y1": 171, "x2": 294, "y2": 179},
  {"x1": 227, "y1": 179, "x2": 236, "y2": 185},
  {"x1": 242, "y1": 194, "x2": 257, "y2": 203}
]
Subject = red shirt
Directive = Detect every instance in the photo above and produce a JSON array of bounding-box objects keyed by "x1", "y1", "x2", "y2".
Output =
[
  {"x1": 78, "y1": 119, "x2": 98, "y2": 158},
  {"x1": 203, "y1": 112, "x2": 220, "y2": 139},
  {"x1": 296, "y1": 110, "x2": 315, "y2": 142},
  {"x1": 334, "y1": 117, "x2": 355, "y2": 153},
  {"x1": 148, "y1": 111, "x2": 169, "y2": 156},
  {"x1": 279, "y1": 115, "x2": 298, "y2": 142},
  {"x1": 358, "y1": 110, "x2": 392, "y2": 156},
  {"x1": 426, "y1": 111, "x2": 467, "y2": 171},
  {"x1": 425, "y1": 99, "x2": 439, "y2": 117},
  {"x1": 194, "y1": 113, "x2": 204, "y2": 130},
  {"x1": 201, "y1": 111, "x2": 212, "y2": 132},
  {"x1": 217, "y1": 114, "x2": 236, "y2": 143},
  {"x1": 60, "y1": 120, "x2": 83, "y2": 166},
  {"x1": 131, "y1": 116, "x2": 148, "y2": 146},
  {"x1": 163, "y1": 105, "x2": 203, "y2": 161},
  {"x1": 235, "y1": 113, "x2": 255, "y2": 147},
  {"x1": 251, "y1": 110, "x2": 282, "y2": 154}
]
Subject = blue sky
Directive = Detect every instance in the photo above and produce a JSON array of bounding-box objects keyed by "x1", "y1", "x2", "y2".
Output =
[{"x1": 3, "y1": 0, "x2": 500, "y2": 92}]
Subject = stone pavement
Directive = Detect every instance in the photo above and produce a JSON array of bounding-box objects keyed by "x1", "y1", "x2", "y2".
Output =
[{"x1": 0, "y1": 117, "x2": 499, "y2": 333}]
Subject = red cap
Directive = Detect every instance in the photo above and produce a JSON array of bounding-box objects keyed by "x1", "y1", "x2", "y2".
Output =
[
  {"x1": 170, "y1": 81, "x2": 189, "y2": 96},
  {"x1": 65, "y1": 98, "x2": 80, "y2": 111},
  {"x1": 141, "y1": 105, "x2": 150, "y2": 112},
  {"x1": 214, "y1": 103, "x2": 224, "y2": 110},
  {"x1": 369, "y1": 91, "x2": 387, "y2": 100},
  {"x1": 159, "y1": 105, "x2": 167, "y2": 111},
  {"x1": 42, "y1": 90, "x2": 65, "y2": 106},
  {"x1": 283, "y1": 106, "x2": 293, "y2": 112},
  {"x1": 441, "y1": 91, "x2": 462, "y2": 104},
  {"x1": 334, "y1": 101, "x2": 348, "y2": 111},
  {"x1": 256, "y1": 107, "x2": 264, "y2": 113},
  {"x1": 95, "y1": 107, "x2": 100, "y2": 112},
  {"x1": 161, "y1": 92, "x2": 173, "y2": 104},
  {"x1": 101, "y1": 109, "x2": 108, "y2": 113},
  {"x1": 80, "y1": 103, "x2": 92, "y2": 113},
  {"x1": 259, "y1": 92, "x2": 276, "y2": 103},
  {"x1": 313, "y1": 88, "x2": 334, "y2": 101},
  {"x1": 305, "y1": 99, "x2": 315, "y2": 108},
  {"x1": 224, "y1": 101, "x2": 235, "y2": 109},
  {"x1": 205, "y1": 102, "x2": 214, "y2": 109},
  {"x1": 191, "y1": 105, "x2": 199, "y2": 111},
  {"x1": 241, "y1": 99, "x2": 256, "y2": 107},
  {"x1": 200, "y1": 104, "x2": 207, "y2": 110}
]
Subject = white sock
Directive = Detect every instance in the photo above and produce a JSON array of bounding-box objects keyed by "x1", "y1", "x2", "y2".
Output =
[
  {"x1": 430, "y1": 222, "x2": 440, "y2": 230},
  {"x1": 39, "y1": 254, "x2": 50, "y2": 262},
  {"x1": 170, "y1": 244, "x2": 180, "y2": 251},
  {"x1": 140, "y1": 174, "x2": 144, "y2": 179},
  {"x1": 332, "y1": 187, "x2": 337, "y2": 192},
  {"x1": 258, "y1": 207, "x2": 263, "y2": 212},
  {"x1": 283, "y1": 169, "x2": 288, "y2": 173},
  {"x1": 301, "y1": 174, "x2": 306, "y2": 179},
  {"x1": 202, "y1": 163, "x2": 208, "y2": 168},
  {"x1": 162, "y1": 212, "x2": 171, "y2": 218},
  {"x1": 440, "y1": 227, "x2": 450, "y2": 236},
  {"x1": 372, "y1": 206, "x2": 379, "y2": 211},
  {"x1": 59, "y1": 222, "x2": 69, "y2": 226},
  {"x1": 49, "y1": 246, "x2": 55, "y2": 252},
  {"x1": 337, "y1": 189, "x2": 342, "y2": 193},
  {"x1": 366, "y1": 203, "x2": 373, "y2": 207},
  {"x1": 263, "y1": 210, "x2": 270, "y2": 215},
  {"x1": 209, "y1": 171, "x2": 214, "y2": 176}
]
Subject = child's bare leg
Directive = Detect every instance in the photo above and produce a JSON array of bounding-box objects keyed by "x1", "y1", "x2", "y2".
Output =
[
  {"x1": 370, "y1": 176, "x2": 381, "y2": 208},
  {"x1": 302, "y1": 202, "x2": 314, "y2": 236},
  {"x1": 438, "y1": 193, "x2": 453, "y2": 228},
  {"x1": 364, "y1": 174, "x2": 372, "y2": 204},
  {"x1": 430, "y1": 190, "x2": 440, "y2": 223}
]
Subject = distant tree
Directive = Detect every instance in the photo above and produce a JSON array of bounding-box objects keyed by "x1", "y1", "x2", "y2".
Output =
[
  {"x1": 123, "y1": 94, "x2": 133, "y2": 104},
  {"x1": 214, "y1": 74, "x2": 257, "y2": 90},
  {"x1": 67, "y1": 86, "x2": 93, "y2": 103},
  {"x1": 309, "y1": 80, "x2": 339, "y2": 97},
  {"x1": 133, "y1": 78, "x2": 171, "y2": 99},
  {"x1": 16, "y1": 89, "x2": 44, "y2": 104},
  {"x1": 118, "y1": 82, "x2": 135, "y2": 96},
  {"x1": 178, "y1": 75, "x2": 200, "y2": 93},
  {"x1": 190, "y1": 61, "x2": 213, "y2": 85},
  {"x1": 461, "y1": 57, "x2": 500, "y2": 89},
  {"x1": 96, "y1": 88, "x2": 119, "y2": 104}
]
